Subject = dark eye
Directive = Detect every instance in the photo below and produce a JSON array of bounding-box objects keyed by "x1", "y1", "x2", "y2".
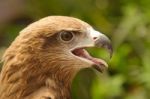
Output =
[{"x1": 60, "y1": 31, "x2": 74, "y2": 42}]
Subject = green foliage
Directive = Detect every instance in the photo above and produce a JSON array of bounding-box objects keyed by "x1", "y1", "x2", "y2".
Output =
[{"x1": 0, "y1": 0, "x2": 150, "y2": 99}]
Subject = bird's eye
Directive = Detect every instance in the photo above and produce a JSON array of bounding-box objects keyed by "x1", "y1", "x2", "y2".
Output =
[{"x1": 60, "y1": 31, "x2": 74, "y2": 42}]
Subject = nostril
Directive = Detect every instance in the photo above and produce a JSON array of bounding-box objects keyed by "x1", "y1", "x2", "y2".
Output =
[{"x1": 93, "y1": 37, "x2": 97, "y2": 40}]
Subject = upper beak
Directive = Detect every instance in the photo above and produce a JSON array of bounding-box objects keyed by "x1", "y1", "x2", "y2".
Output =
[{"x1": 89, "y1": 28, "x2": 113, "y2": 58}]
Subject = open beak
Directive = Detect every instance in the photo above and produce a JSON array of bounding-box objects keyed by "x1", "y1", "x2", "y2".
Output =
[
  {"x1": 90, "y1": 29, "x2": 113, "y2": 72},
  {"x1": 72, "y1": 28, "x2": 113, "y2": 72}
]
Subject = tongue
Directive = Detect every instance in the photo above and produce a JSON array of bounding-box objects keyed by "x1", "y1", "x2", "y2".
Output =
[
  {"x1": 72, "y1": 48, "x2": 108, "y2": 72},
  {"x1": 72, "y1": 48, "x2": 92, "y2": 60}
]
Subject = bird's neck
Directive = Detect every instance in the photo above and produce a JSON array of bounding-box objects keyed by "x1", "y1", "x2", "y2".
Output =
[
  {"x1": 47, "y1": 67, "x2": 77, "y2": 99},
  {"x1": 0, "y1": 65, "x2": 77, "y2": 99},
  {"x1": 0, "y1": 54, "x2": 79, "y2": 99}
]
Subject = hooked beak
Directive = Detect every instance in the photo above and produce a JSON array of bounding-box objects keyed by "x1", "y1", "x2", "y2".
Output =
[
  {"x1": 72, "y1": 28, "x2": 113, "y2": 72},
  {"x1": 90, "y1": 29, "x2": 113, "y2": 58},
  {"x1": 89, "y1": 28, "x2": 113, "y2": 72}
]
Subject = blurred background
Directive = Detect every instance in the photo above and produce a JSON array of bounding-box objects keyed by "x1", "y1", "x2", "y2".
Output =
[{"x1": 0, "y1": 0, "x2": 150, "y2": 99}]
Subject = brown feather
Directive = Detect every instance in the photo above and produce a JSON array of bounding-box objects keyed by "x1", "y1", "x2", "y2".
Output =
[{"x1": 0, "y1": 16, "x2": 91, "y2": 99}]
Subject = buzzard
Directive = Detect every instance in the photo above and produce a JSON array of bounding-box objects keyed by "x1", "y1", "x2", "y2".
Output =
[{"x1": 0, "y1": 16, "x2": 112, "y2": 99}]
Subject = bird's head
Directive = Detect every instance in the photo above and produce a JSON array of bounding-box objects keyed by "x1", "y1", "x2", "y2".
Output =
[
  {"x1": 3, "y1": 16, "x2": 112, "y2": 87},
  {"x1": 0, "y1": 16, "x2": 113, "y2": 98},
  {"x1": 34, "y1": 16, "x2": 112, "y2": 70}
]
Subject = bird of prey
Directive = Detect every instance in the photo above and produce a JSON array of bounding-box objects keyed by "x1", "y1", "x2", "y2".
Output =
[{"x1": 0, "y1": 16, "x2": 112, "y2": 99}]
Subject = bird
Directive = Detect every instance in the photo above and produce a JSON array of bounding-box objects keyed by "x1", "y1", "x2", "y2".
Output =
[{"x1": 0, "y1": 16, "x2": 112, "y2": 99}]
